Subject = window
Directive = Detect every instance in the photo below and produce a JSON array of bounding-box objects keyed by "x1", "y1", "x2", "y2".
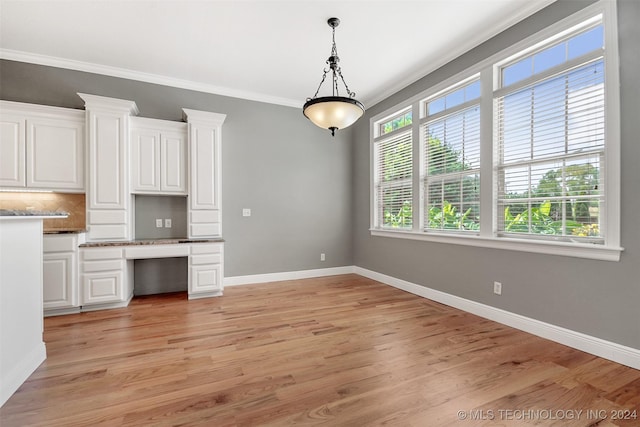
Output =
[
  {"x1": 496, "y1": 24, "x2": 605, "y2": 242},
  {"x1": 370, "y1": 1, "x2": 621, "y2": 261},
  {"x1": 373, "y1": 129, "x2": 412, "y2": 229},
  {"x1": 379, "y1": 109, "x2": 412, "y2": 136},
  {"x1": 423, "y1": 79, "x2": 481, "y2": 232}
]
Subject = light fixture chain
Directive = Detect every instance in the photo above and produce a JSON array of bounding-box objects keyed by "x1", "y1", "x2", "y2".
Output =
[
  {"x1": 331, "y1": 27, "x2": 338, "y2": 58},
  {"x1": 331, "y1": 26, "x2": 339, "y2": 97},
  {"x1": 310, "y1": 69, "x2": 329, "y2": 100},
  {"x1": 337, "y1": 68, "x2": 356, "y2": 98},
  {"x1": 331, "y1": 23, "x2": 355, "y2": 98}
]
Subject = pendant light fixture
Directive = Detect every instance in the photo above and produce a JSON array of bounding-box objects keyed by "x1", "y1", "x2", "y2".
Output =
[{"x1": 303, "y1": 17, "x2": 365, "y2": 137}]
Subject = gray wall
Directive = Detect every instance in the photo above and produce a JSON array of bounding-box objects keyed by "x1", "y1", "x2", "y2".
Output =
[
  {"x1": 0, "y1": 61, "x2": 354, "y2": 277},
  {"x1": 352, "y1": 0, "x2": 640, "y2": 350},
  {"x1": 134, "y1": 195, "x2": 188, "y2": 239},
  {"x1": 134, "y1": 258, "x2": 188, "y2": 296},
  {"x1": 1, "y1": 0, "x2": 638, "y2": 349}
]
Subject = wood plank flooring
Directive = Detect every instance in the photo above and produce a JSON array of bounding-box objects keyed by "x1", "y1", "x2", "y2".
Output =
[{"x1": 1, "y1": 274, "x2": 638, "y2": 426}]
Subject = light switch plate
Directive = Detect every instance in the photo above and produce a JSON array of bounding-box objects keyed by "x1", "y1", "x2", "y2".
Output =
[
  {"x1": 165, "y1": 219, "x2": 172, "y2": 228},
  {"x1": 242, "y1": 208, "x2": 251, "y2": 217},
  {"x1": 493, "y1": 281, "x2": 502, "y2": 295},
  {"x1": 155, "y1": 219, "x2": 163, "y2": 228}
]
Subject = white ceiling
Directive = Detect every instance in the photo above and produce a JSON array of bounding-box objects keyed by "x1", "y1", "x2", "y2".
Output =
[{"x1": 0, "y1": 0, "x2": 556, "y2": 109}]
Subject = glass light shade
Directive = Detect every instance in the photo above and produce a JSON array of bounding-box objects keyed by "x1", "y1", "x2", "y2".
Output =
[{"x1": 303, "y1": 96, "x2": 365, "y2": 132}]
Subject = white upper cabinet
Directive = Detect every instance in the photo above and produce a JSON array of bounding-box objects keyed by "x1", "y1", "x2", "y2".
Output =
[
  {"x1": 131, "y1": 127, "x2": 161, "y2": 192},
  {"x1": 0, "y1": 114, "x2": 26, "y2": 187},
  {"x1": 130, "y1": 117, "x2": 187, "y2": 195},
  {"x1": 0, "y1": 101, "x2": 84, "y2": 191},
  {"x1": 183, "y1": 109, "x2": 226, "y2": 238},
  {"x1": 79, "y1": 93, "x2": 138, "y2": 241},
  {"x1": 161, "y1": 131, "x2": 187, "y2": 193},
  {"x1": 183, "y1": 109, "x2": 225, "y2": 211},
  {"x1": 27, "y1": 116, "x2": 84, "y2": 190}
]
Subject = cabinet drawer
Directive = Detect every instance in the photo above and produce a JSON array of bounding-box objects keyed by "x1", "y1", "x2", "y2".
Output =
[
  {"x1": 190, "y1": 253, "x2": 221, "y2": 265},
  {"x1": 190, "y1": 223, "x2": 221, "y2": 237},
  {"x1": 191, "y1": 210, "x2": 220, "y2": 223},
  {"x1": 124, "y1": 245, "x2": 189, "y2": 259},
  {"x1": 88, "y1": 210, "x2": 127, "y2": 224},
  {"x1": 87, "y1": 224, "x2": 128, "y2": 240},
  {"x1": 81, "y1": 248, "x2": 123, "y2": 261},
  {"x1": 190, "y1": 243, "x2": 222, "y2": 255},
  {"x1": 43, "y1": 235, "x2": 77, "y2": 253},
  {"x1": 82, "y1": 259, "x2": 124, "y2": 273}
]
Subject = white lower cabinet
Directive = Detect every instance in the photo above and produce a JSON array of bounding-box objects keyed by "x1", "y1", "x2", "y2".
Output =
[
  {"x1": 43, "y1": 234, "x2": 81, "y2": 316},
  {"x1": 82, "y1": 271, "x2": 124, "y2": 304},
  {"x1": 188, "y1": 243, "x2": 223, "y2": 299},
  {"x1": 43, "y1": 253, "x2": 75, "y2": 308},
  {"x1": 80, "y1": 247, "x2": 132, "y2": 308}
]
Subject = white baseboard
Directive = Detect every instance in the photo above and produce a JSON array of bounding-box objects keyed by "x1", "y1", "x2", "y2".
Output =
[
  {"x1": 353, "y1": 266, "x2": 640, "y2": 370},
  {"x1": 0, "y1": 342, "x2": 46, "y2": 407},
  {"x1": 224, "y1": 266, "x2": 355, "y2": 287},
  {"x1": 222, "y1": 264, "x2": 640, "y2": 370}
]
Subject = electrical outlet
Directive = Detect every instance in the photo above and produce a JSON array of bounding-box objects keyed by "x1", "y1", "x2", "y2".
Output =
[
  {"x1": 155, "y1": 219, "x2": 163, "y2": 228},
  {"x1": 320, "y1": 253, "x2": 326, "y2": 261},
  {"x1": 165, "y1": 219, "x2": 172, "y2": 228},
  {"x1": 242, "y1": 208, "x2": 251, "y2": 217},
  {"x1": 493, "y1": 281, "x2": 502, "y2": 295}
]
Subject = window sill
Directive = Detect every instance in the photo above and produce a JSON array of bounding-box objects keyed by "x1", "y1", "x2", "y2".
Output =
[{"x1": 369, "y1": 229, "x2": 623, "y2": 261}]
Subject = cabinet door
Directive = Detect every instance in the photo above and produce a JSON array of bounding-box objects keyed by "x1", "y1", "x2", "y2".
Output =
[
  {"x1": 43, "y1": 252, "x2": 77, "y2": 309},
  {"x1": 0, "y1": 115, "x2": 26, "y2": 187},
  {"x1": 26, "y1": 117, "x2": 84, "y2": 190},
  {"x1": 131, "y1": 128, "x2": 161, "y2": 192},
  {"x1": 87, "y1": 111, "x2": 128, "y2": 209},
  {"x1": 82, "y1": 270, "x2": 123, "y2": 305},
  {"x1": 161, "y1": 132, "x2": 187, "y2": 193},
  {"x1": 190, "y1": 126, "x2": 219, "y2": 210},
  {"x1": 189, "y1": 264, "x2": 222, "y2": 295}
]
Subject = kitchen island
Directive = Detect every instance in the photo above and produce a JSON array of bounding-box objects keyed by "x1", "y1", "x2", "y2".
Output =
[{"x1": 0, "y1": 210, "x2": 67, "y2": 407}]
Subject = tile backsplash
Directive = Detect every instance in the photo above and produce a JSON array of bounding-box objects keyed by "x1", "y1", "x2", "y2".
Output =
[{"x1": 0, "y1": 192, "x2": 86, "y2": 232}]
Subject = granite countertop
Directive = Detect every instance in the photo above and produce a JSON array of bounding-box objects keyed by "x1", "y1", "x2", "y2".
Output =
[
  {"x1": 44, "y1": 229, "x2": 87, "y2": 234},
  {"x1": 0, "y1": 209, "x2": 69, "y2": 217},
  {"x1": 80, "y1": 238, "x2": 224, "y2": 247}
]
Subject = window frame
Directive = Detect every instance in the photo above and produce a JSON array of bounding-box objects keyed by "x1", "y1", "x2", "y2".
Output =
[
  {"x1": 372, "y1": 128, "x2": 414, "y2": 230},
  {"x1": 369, "y1": 0, "x2": 622, "y2": 261},
  {"x1": 421, "y1": 76, "x2": 482, "y2": 234}
]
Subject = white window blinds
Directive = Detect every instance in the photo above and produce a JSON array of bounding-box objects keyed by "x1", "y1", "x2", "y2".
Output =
[
  {"x1": 374, "y1": 130, "x2": 412, "y2": 229},
  {"x1": 423, "y1": 81, "x2": 481, "y2": 232},
  {"x1": 496, "y1": 29, "x2": 605, "y2": 241}
]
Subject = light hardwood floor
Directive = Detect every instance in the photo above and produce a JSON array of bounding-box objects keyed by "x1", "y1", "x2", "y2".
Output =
[{"x1": 1, "y1": 274, "x2": 639, "y2": 426}]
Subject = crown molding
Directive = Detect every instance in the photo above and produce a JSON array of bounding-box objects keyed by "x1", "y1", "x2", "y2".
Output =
[
  {"x1": 0, "y1": 49, "x2": 303, "y2": 109},
  {"x1": 182, "y1": 108, "x2": 227, "y2": 126},
  {"x1": 363, "y1": 0, "x2": 557, "y2": 108},
  {"x1": 77, "y1": 93, "x2": 139, "y2": 115}
]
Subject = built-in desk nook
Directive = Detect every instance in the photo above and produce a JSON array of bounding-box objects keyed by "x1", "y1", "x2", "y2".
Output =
[
  {"x1": 1, "y1": 89, "x2": 227, "y2": 408},
  {"x1": 79, "y1": 239, "x2": 224, "y2": 310}
]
